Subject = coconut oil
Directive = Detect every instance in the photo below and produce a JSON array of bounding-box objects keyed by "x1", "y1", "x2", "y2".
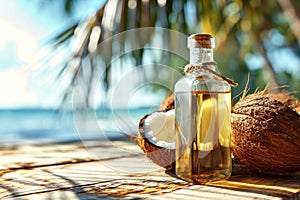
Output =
[
  {"x1": 175, "y1": 34, "x2": 232, "y2": 183},
  {"x1": 175, "y1": 91, "x2": 231, "y2": 182}
]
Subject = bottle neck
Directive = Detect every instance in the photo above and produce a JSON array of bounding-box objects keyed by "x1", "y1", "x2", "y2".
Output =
[{"x1": 189, "y1": 48, "x2": 214, "y2": 65}]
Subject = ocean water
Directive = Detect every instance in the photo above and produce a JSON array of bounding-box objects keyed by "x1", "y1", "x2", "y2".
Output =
[{"x1": 0, "y1": 107, "x2": 154, "y2": 144}]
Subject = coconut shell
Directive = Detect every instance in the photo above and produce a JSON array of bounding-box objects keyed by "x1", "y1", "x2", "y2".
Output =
[
  {"x1": 137, "y1": 112, "x2": 175, "y2": 171},
  {"x1": 232, "y1": 94, "x2": 300, "y2": 175}
]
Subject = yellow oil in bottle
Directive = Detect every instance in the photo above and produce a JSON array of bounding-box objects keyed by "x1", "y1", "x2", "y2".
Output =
[{"x1": 175, "y1": 90, "x2": 232, "y2": 183}]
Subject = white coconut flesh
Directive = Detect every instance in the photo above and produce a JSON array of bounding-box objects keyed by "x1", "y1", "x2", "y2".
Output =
[
  {"x1": 142, "y1": 110, "x2": 175, "y2": 149},
  {"x1": 141, "y1": 101, "x2": 230, "y2": 150}
]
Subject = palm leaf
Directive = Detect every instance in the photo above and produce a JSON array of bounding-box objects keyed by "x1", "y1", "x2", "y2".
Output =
[{"x1": 44, "y1": 0, "x2": 300, "y2": 108}]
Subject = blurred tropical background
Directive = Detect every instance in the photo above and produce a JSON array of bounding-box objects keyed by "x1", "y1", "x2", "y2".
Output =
[{"x1": 0, "y1": 0, "x2": 299, "y2": 143}]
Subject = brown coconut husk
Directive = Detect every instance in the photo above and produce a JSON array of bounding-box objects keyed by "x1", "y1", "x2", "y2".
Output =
[
  {"x1": 136, "y1": 89, "x2": 300, "y2": 175},
  {"x1": 231, "y1": 92, "x2": 300, "y2": 175},
  {"x1": 265, "y1": 92, "x2": 300, "y2": 110}
]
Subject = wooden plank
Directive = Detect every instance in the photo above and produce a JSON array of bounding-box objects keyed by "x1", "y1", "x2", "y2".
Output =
[
  {"x1": 0, "y1": 156, "x2": 179, "y2": 199},
  {"x1": 0, "y1": 138, "x2": 141, "y2": 170},
  {"x1": 0, "y1": 140, "x2": 299, "y2": 199},
  {"x1": 1, "y1": 157, "x2": 299, "y2": 199}
]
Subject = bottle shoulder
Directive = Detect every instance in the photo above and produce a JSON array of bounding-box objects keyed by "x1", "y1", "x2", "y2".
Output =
[
  {"x1": 174, "y1": 76, "x2": 193, "y2": 92},
  {"x1": 175, "y1": 75, "x2": 230, "y2": 93}
]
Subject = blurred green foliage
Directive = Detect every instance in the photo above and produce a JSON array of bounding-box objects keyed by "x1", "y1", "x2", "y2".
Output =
[{"x1": 46, "y1": 0, "x2": 300, "y2": 107}]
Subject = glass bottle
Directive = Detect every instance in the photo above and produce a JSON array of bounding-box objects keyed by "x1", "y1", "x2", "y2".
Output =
[{"x1": 175, "y1": 34, "x2": 232, "y2": 183}]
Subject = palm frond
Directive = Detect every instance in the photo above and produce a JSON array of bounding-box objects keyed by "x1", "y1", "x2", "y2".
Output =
[
  {"x1": 43, "y1": 0, "x2": 300, "y2": 108},
  {"x1": 49, "y1": 22, "x2": 79, "y2": 47}
]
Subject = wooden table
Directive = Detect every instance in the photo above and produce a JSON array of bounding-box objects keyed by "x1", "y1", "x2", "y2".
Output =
[{"x1": 0, "y1": 137, "x2": 299, "y2": 199}]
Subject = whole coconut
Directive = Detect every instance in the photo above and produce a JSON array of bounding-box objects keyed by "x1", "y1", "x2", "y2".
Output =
[{"x1": 232, "y1": 93, "x2": 300, "y2": 175}]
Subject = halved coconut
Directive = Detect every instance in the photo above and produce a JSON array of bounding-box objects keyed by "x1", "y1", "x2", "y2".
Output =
[
  {"x1": 137, "y1": 110, "x2": 176, "y2": 171},
  {"x1": 142, "y1": 110, "x2": 175, "y2": 149}
]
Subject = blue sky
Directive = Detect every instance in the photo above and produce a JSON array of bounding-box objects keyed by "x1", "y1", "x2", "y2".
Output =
[{"x1": 0, "y1": 0, "x2": 103, "y2": 108}]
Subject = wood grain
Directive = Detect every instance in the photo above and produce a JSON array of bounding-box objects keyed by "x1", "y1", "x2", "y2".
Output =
[{"x1": 0, "y1": 139, "x2": 299, "y2": 199}]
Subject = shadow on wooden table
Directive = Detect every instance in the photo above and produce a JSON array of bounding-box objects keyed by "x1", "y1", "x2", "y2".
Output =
[
  {"x1": 166, "y1": 164, "x2": 300, "y2": 199},
  {"x1": 0, "y1": 138, "x2": 299, "y2": 199}
]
